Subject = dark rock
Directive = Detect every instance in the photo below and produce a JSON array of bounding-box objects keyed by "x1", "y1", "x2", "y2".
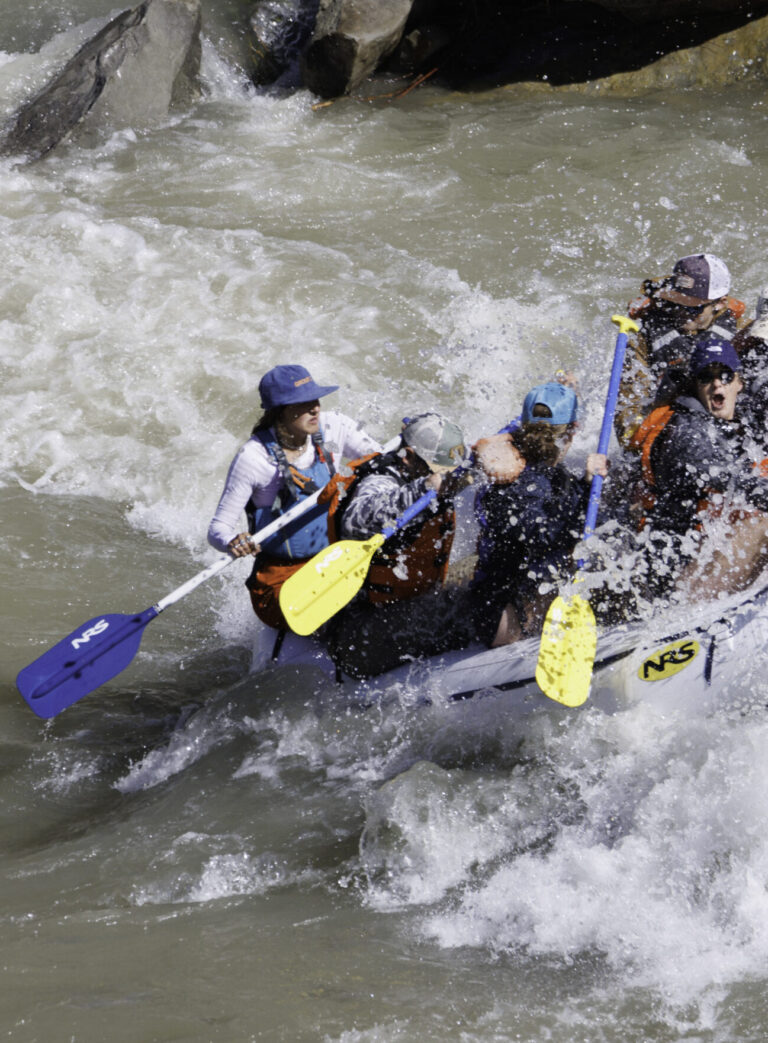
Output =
[
  {"x1": 388, "y1": 0, "x2": 768, "y2": 90},
  {"x1": 302, "y1": 0, "x2": 415, "y2": 98},
  {"x1": 90, "y1": 0, "x2": 201, "y2": 118},
  {"x1": 590, "y1": 0, "x2": 759, "y2": 22},
  {"x1": 248, "y1": 0, "x2": 320, "y2": 87},
  {"x1": 1, "y1": 3, "x2": 148, "y2": 160},
  {"x1": 549, "y1": 10, "x2": 768, "y2": 93},
  {"x1": 0, "y1": 0, "x2": 201, "y2": 162},
  {"x1": 387, "y1": 24, "x2": 452, "y2": 75}
]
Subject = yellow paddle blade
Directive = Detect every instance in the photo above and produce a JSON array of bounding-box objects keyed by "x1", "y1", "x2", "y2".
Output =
[
  {"x1": 279, "y1": 534, "x2": 386, "y2": 635},
  {"x1": 535, "y1": 593, "x2": 597, "y2": 707}
]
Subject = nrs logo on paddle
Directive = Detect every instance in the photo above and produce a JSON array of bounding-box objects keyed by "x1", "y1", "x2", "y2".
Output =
[
  {"x1": 638, "y1": 638, "x2": 700, "y2": 681},
  {"x1": 313, "y1": 546, "x2": 344, "y2": 573},
  {"x1": 71, "y1": 619, "x2": 109, "y2": 649}
]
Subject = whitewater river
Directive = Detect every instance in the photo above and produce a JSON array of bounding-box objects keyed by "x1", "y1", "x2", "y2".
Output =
[{"x1": 4, "y1": 2, "x2": 768, "y2": 1040}]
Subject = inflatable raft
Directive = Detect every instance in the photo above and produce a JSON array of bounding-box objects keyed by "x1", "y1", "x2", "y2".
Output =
[{"x1": 253, "y1": 578, "x2": 768, "y2": 718}]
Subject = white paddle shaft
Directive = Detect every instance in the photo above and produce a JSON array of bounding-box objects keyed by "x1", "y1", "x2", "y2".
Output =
[{"x1": 155, "y1": 435, "x2": 400, "y2": 614}]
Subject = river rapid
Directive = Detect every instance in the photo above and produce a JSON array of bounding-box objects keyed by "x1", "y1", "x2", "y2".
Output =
[{"x1": 4, "y1": 3, "x2": 768, "y2": 1041}]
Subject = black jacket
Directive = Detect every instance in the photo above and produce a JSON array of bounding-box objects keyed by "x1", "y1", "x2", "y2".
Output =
[
  {"x1": 473, "y1": 462, "x2": 590, "y2": 620},
  {"x1": 648, "y1": 395, "x2": 768, "y2": 536}
]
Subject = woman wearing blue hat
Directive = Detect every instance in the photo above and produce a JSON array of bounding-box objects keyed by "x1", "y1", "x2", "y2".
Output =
[
  {"x1": 208, "y1": 364, "x2": 381, "y2": 629},
  {"x1": 471, "y1": 381, "x2": 608, "y2": 646}
]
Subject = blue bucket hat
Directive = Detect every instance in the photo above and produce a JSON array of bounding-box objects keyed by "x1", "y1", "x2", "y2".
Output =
[
  {"x1": 689, "y1": 337, "x2": 741, "y2": 376},
  {"x1": 521, "y1": 382, "x2": 578, "y2": 425},
  {"x1": 259, "y1": 365, "x2": 339, "y2": 409}
]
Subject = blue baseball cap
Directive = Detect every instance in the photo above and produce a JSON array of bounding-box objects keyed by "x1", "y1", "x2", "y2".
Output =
[
  {"x1": 521, "y1": 382, "x2": 578, "y2": 425},
  {"x1": 259, "y1": 365, "x2": 339, "y2": 409},
  {"x1": 689, "y1": 337, "x2": 741, "y2": 376}
]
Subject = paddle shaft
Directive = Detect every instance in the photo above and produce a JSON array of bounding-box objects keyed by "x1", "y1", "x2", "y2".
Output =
[
  {"x1": 380, "y1": 461, "x2": 474, "y2": 537},
  {"x1": 158, "y1": 436, "x2": 402, "y2": 612},
  {"x1": 155, "y1": 487, "x2": 324, "y2": 612},
  {"x1": 580, "y1": 315, "x2": 637, "y2": 553},
  {"x1": 279, "y1": 460, "x2": 474, "y2": 635},
  {"x1": 154, "y1": 434, "x2": 405, "y2": 612},
  {"x1": 381, "y1": 485, "x2": 437, "y2": 538}
]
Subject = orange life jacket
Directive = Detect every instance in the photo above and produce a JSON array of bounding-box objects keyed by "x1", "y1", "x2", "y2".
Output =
[
  {"x1": 625, "y1": 405, "x2": 674, "y2": 528},
  {"x1": 322, "y1": 453, "x2": 455, "y2": 604},
  {"x1": 627, "y1": 405, "x2": 674, "y2": 493}
]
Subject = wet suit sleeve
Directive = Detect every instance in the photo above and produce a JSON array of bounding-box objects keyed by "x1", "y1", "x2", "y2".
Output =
[{"x1": 339, "y1": 472, "x2": 431, "y2": 540}]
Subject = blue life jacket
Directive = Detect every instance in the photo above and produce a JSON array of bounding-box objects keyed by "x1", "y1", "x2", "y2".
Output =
[{"x1": 248, "y1": 427, "x2": 336, "y2": 560}]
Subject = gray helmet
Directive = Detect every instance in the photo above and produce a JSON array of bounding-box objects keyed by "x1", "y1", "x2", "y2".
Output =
[{"x1": 401, "y1": 412, "x2": 467, "y2": 472}]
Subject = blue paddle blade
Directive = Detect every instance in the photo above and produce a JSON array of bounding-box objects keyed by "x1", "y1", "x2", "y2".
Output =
[{"x1": 16, "y1": 608, "x2": 158, "y2": 719}]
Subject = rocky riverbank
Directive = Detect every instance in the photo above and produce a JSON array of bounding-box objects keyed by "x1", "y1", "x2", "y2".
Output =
[
  {"x1": 249, "y1": 0, "x2": 768, "y2": 97},
  {"x1": 3, "y1": 0, "x2": 768, "y2": 163}
]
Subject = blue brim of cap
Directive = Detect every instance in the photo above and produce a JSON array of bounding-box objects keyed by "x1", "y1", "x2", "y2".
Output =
[{"x1": 296, "y1": 382, "x2": 338, "y2": 401}]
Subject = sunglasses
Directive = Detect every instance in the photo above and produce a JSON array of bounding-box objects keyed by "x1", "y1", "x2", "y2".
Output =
[
  {"x1": 676, "y1": 302, "x2": 712, "y2": 316},
  {"x1": 696, "y1": 364, "x2": 736, "y2": 385}
]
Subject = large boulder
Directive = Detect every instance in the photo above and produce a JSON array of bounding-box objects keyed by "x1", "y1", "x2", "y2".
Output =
[
  {"x1": 0, "y1": 0, "x2": 201, "y2": 161},
  {"x1": 302, "y1": 0, "x2": 414, "y2": 98},
  {"x1": 241, "y1": 0, "x2": 768, "y2": 98},
  {"x1": 382, "y1": 0, "x2": 768, "y2": 91}
]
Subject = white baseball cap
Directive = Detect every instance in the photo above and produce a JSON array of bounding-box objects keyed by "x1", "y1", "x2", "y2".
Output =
[{"x1": 659, "y1": 253, "x2": 731, "y2": 306}]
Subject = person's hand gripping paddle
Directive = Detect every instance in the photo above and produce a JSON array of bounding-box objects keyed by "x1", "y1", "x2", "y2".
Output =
[{"x1": 535, "y1": 315, "x2": 639, "y2": 707}]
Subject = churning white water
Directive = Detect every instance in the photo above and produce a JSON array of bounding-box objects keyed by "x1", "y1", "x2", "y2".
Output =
[{"x1": 3, "y1": 3, "x2": 768, "y2": 1040}]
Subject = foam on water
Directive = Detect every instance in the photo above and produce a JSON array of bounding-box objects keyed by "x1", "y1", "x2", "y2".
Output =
[
  {"x1": 31, "y1": 747, "x2": 104, "y2": 793},
  {"x1": 132, "y1": 838, "x2": 313, "y2": 905},
  {"x1": 114, "y1": 705, "x2": 241, "y2": 793},
  {"x1": 357, "y1": 701, "x2": 768, "y2": 1010}
]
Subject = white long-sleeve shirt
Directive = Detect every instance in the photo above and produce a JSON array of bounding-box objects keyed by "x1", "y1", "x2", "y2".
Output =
[{"x1": 207, "y1": 410, "x2": 382, "y2": 553}]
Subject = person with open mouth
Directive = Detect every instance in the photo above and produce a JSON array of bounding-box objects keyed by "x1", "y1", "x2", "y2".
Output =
[{"x1": 628, "y1": 336, "x2": 768, "y2": 600}]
